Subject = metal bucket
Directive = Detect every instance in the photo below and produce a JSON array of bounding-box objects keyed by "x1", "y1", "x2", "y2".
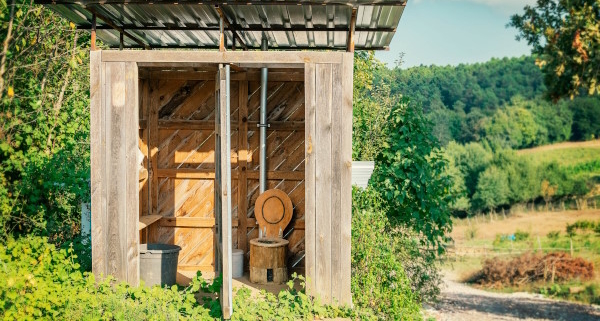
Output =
[{"x1": 139, "y1": 243, "x2": 181, "y2": 287}]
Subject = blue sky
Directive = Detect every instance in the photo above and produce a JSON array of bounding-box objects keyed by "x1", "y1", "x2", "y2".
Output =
[{"x1": 376, "y1": 0, "x2": 537, "y2": 68}]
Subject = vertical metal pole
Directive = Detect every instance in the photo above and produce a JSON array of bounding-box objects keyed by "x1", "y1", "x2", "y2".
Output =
[
  {"x1": 259, "y1": 36, "x2": 268, "y2": 193},
  {"x1": 91, "y1": 13, "x2": 97, "y2": 51},
  {"x1": 119, "y1": 32, "x2": 124, "y2": 50}
]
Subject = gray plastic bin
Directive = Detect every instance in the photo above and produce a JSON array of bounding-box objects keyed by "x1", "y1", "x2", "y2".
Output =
[{"x1": 139, "y1": 243, "x2": 181, "y2": 287}]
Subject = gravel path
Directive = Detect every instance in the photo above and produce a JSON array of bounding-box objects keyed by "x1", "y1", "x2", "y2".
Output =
[{"x1": 424, "y1": 275, "x2": 600, "y2": 321}]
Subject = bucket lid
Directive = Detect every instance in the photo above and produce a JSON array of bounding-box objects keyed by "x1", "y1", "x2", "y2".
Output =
[{"x1": 140, "y1": 243, "x2": 182, "y2": 254}]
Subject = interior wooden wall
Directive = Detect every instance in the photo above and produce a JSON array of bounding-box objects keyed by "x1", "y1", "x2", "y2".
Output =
[{"x1": 138, "y1": 68, "x2": 306, "y2": 275}]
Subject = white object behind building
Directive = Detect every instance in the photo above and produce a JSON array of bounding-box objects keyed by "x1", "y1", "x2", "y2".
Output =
[{"x1": 351, "y1": 161, "x2": 375, "y2": 189}]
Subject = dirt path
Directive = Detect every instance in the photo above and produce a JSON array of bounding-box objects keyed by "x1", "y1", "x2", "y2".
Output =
[{"x1": 425, "y1": 275, "x2": 600, "y2": 321}]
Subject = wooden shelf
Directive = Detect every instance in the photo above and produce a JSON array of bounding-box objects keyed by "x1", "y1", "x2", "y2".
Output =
[{"x1": 139, "y1": 215, "x2": 162, "y2": 230}]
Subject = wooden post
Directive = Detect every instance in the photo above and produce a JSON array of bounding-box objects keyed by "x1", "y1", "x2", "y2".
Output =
[
  {"x1": 91, "y1": 13, "x2": 97, "y2": 51},
  {"x1": 219, "y1": 9, "x2": 225, "y2": 52},
  {"x1": 237, "y1": 80, "x2": 249, "y2": 254},
  {"x1": 347, "y1": 9, "x2": 356, "y2": 52}
]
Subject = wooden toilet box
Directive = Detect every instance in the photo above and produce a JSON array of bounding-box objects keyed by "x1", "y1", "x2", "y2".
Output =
[{"x1": 249, "y1": 238, "x2": 289, "y2": 284}]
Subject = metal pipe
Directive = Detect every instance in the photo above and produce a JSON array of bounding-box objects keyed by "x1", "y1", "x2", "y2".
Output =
[{"x1": 259, "y1": 36, "x2": 268, "y2": 193}]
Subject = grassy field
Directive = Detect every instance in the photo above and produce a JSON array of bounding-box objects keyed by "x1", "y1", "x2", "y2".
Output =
[{"x1": 446, "y1": 209, "x2": 600, "y2": 303}]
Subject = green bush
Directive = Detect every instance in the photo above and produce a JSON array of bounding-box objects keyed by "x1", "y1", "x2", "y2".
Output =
[
  {"x1": 370, "y1": 98, "x2": 453, "y2": 251},
  {"x1": 1, "y1": 237, "x2": 376, "y2": 320},
  {"x1": 0, "y1": 236, "x2": 215, "y2": 320},
  {"x1": 352, "y1": 187, "x2": 429, "y2": 320},
  {"x1": 230, "y1": 274, "x2": 366, "y2": 321},
  {"x1": 514, "y1": 230, "x2": 530, "y2": 241},
  {"x1": 547, "y1": 230, "x2": 560, "y2": 240}
]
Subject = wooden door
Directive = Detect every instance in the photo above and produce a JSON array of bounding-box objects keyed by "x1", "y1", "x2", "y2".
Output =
[{"x1": 215, "y1": 64, "x2": 233, "y2": 318}]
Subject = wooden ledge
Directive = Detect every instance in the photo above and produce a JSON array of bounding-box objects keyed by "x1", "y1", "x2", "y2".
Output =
[{"x1": 139, "y1": 215, "x2": 162, "y2": 230}]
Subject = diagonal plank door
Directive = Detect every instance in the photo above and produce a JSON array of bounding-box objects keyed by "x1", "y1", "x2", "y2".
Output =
[{"x1": 215, "y1": 64, "x2": 233, "y2": 319}]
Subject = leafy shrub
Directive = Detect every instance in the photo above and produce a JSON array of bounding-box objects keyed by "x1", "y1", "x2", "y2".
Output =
[
  {"x1": 370, "y1": 98, "x2": 453, "y2": 251},
  {"x1": 230, "y1": 274, "x2": 366, "y2": 321},
  {"x1": 514, "y1": 229, "x2": 530, "y2": 241},
  {"x1": 1, "y1": 237, "x2": 375, "y2": 320},
  {"x1": 566, "y1": 220, "x2": 599, "y2": 235},
  {"x1": 352, "y1": 203, "x2": 421, "y2": 320},
  {"x1": 352, "y1": 187, "x2": 429, "y2": 318},
  {"x1": 547, "y1": 230, "x2": 561, "y2": 240},
  {"x1": 0, "y1": 236, "x2": 214, "y2": 320}
]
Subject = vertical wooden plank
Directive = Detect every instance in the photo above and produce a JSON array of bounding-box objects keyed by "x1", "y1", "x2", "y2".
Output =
[
  {"x1": 148, "y1": 78, "x2": 159, "y2": 242},
  {"x1": 105, "y1": 62, "x2": 127, "y2": 280},
  {"x1": 90, "y1": 50, "x2": 106, "y2": 277},
  {"x1": 219, "y1": 65, "x2": 233, "y2": 319},
  {"x1": 330, "y1": 62, "x2": 343, "y2": 303},
  {"x1": 125, "y1": 62, "x2": 140, "y2": 285},
  {"x1": 315, "y1": 63, "x2": 333, "y2": 303},
  {"x1": 237, "y1": 80, "x2": 249, "y2": 254},
  {"x1": 304, "y1": 63, "x2": 316, "y2": 295},
  {"x1": 340, "y1": 53, "x2": 354, "y2": 306}
]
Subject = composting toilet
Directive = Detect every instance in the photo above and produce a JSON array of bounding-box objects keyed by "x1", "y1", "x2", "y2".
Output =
[{"x1": 249, "y1": 188, "x2": 293, "y2": 284}]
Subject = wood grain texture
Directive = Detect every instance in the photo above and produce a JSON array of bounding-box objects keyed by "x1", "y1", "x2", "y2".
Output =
[
  {"x1": 218, "y1": 66, "x2": 233, "y2": 319},
  {"x1": 304, "y1": 62, "x2": 316, "y2": 294},
  {"x1": 90, "y1": 50, "x2": 106, "y2": 277},
  {"x1": 315, "y1": 63, "x2": 333, "y2": 303},
  {"x1": 238, "y1": 80, "x2": 249, "y2": 253},
  {"x1": 102, "y1": 50, "x2": 344, "y2": 65},
  {"x1": 148, "y1": 79, "x2": 159, "y2": 242},
  {"x1": 95, "y1": 62, "x2": 139, "y2": 284},
  {"x1": 105, "y1": 62, "x2": 126, "y2": 280},
  {"x1": 340, "y1": 53, "x2": 354, "y2": 306},
  {"x1": 125, "y1": 62, "x2": 140, "y2": 285},
  {"x1": 331, "y1": 62, "x2": 343, "y2": 302}
]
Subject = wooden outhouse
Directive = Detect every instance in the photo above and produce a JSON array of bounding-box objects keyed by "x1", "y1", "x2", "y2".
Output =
[{"x1": 39, "y1": 0, "x2": 406, "y2": 317}]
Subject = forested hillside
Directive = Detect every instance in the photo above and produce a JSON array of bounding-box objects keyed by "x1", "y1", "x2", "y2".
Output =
[
  {"x1": 352, "y1": 54, "x2": 600, "y2": 217},
  {"x1": 373, "y1": 57, "x2": 600, "y2": 148}
]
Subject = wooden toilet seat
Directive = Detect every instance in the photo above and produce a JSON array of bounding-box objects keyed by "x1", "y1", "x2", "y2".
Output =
[{"x1": 254, "y1": 189, "x2": 293, "y2": 238}]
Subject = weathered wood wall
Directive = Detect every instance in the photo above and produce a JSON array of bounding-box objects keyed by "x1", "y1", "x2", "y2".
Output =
[
  {"x1": 90, "y1": 52, "x2": 140, "y2": 285},
  {"x1": 304, "y1": 55, "x2": 353, "y2": 306},
  {"x1": 138, "y1": 68, "x2": 306, "y2": 275}
]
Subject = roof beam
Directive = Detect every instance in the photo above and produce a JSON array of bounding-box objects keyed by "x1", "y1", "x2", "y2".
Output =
[
  {"x1": 108, "y1": 44, "x2": 388, "y2": 51},
  {"x1": 39, "y1": 0, "x2": 407, "y2": 6},
  {"x1": 78, "y1": 25, "x2": 396, "y2": 33}
]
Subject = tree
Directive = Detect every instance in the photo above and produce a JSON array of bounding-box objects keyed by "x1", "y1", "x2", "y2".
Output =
[
  {"x1": 370, "y1": 98, "x2": 453, "y2": 252},
  {"x1": 569, "y1": 96, "x2": 600, "y2": 140},
  {"x1": 0, "y1": 1, "x2": 90, "y2": 242},
  {"x1": 541, "y1": 179, "x2": 557, "y2": 210},
  {"x1": 472, "y1": 166, "x2": 510, "y2": 212},
  {"x1": 352, "y1": 51, "x2": 394, "y2": 161},
  {"x1": 510, "y1": 0, "x2": 600, "y2": 100}
]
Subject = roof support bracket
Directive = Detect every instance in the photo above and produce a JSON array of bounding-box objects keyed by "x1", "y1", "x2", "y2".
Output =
[
  {"x1": 347, "y1": 8, "x2": 356, "y2": 52},
  {"x1": 91, "y1": 13, "x2": 97, "y2": 51},
  {"x1": 86, "y1": 6, "x2": 151, "y2": 50},
  {"x1": 216, "y1": 6, "x2": 248, "y2": 51}
]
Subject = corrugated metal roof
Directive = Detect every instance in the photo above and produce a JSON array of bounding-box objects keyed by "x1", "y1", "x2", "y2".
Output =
[
  {"x1": 352, "y1": 161, "x2": 375, "y2": 188},
  {"x1": 37, "y1": 0, "x2": 406, "y2": 50}
]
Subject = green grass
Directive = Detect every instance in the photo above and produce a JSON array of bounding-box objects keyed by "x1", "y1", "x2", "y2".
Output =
[{"x1": 522, "y1": 147, "x2": 600, "y2": 167}]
